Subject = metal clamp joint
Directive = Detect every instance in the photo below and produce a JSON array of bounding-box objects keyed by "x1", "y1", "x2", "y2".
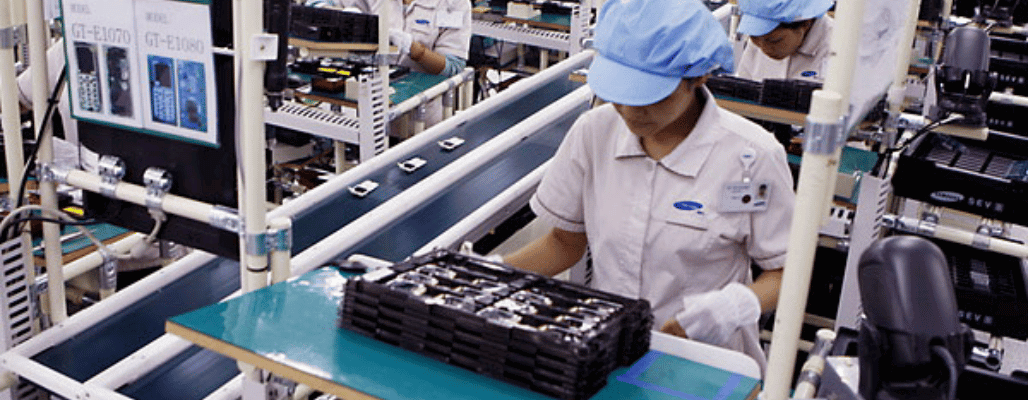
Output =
[
  {"x1": 143, "y1": 167, "x2": 172, "y2": 219},
  {"x1": 269, "y1": 226, "x2": 292, "y2": 252},
  {"x1": 245, "y1": 232, "x2": 269, "y2": 257},
  {"x1": 0, "y1": 25, "x2": 25, "y2": 49},
  {"x1": 97, "y1": 155, "x2": 126, "y2": 198},
  {"x1": 209, "y1": 205, "x2": 242, "y2": 234},
  {"x1": 803, "y1": 117, "x2": 847, "y2": 155},
  {"x1": 99, "y1": 250, "x2": 118, "y2": 291}
]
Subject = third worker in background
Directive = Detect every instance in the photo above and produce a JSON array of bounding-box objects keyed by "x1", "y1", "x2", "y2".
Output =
[{"x1": 735, "y1": 0, "x2": 835, "y2": 82}]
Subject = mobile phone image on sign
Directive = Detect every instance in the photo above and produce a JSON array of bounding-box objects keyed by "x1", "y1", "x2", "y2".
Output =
[
  {"x1": 177, "y1": 60, "x2": 207, "y2": 132},
  {"x1": 105, "y1": 46, "x2": 133, "y2": 117},
  {"x1": 148, "y1": 55, "x2": 177, "y2": 125},
  {"x1": 75, "y1": 42, "x2": 103, "y2": 113}
]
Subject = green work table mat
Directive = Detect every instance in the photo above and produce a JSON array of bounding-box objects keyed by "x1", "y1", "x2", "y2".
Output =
[
  {"x1": 292, "y1": 70, "x2": 450, "y2": 105},
  {"x1": 168, "y1": 267, "x2": 759, "y2": 399}
]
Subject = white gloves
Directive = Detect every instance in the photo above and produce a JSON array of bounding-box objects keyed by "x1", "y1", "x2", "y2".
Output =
[
  {"x1": 675, "y1": 282, "x2": 761, "y2": 347},
  {"x1": 388, "y1": 28, "x2": 413, "y2": 57},
  {"x1": 459, "y1": 241, "x2": 504, "y2": 264}
]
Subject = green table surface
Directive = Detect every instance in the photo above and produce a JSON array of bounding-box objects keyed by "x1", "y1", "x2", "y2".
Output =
[
  {"x1": 31, "y1": 223, "x2": 131, "y2": 258},
  {"x1": 168, "y1": 267, "x2": 759, "y2": 400},
  {"x1": 293, "y1": 70, "x2": 450, "y2": 105},
  {"x1": 477, "y1": 3, "x2": 571, "y2": 28}
]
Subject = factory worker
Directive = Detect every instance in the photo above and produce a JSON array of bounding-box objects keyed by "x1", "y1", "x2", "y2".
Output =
[
  {"x1": 502, "y1": 0, "x2": 794, "y2": 370},
  {"x1": 735, "y1": 0, "x2": 834, "y2": 82},
  {"x1": 307, "y1": 0, "x2": 470, "y2": 128},
  {"x1": 307, "y1": 0, "x2": 471, "y2": 77}
]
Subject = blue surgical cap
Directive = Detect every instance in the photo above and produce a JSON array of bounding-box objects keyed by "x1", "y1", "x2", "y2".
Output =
[
  {"x1": 588, "y1": 0, "x2": 734, "y2": 106},
  {"x1": 737, "y1": 0, "x2": 834, "y2": 37}
]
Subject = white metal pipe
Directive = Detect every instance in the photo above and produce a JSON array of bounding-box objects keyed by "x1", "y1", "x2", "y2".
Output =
[
  {"x1": 990, "y1": 91, "x2": 1028, "y2": 107},
  {"x1": 85, "y1": 334, "x2": 194, "y2": 389},
  {"x1": 270, "y1": 217, "x2": 291, "y2": 284},
  {"x1": 460, "y1": 78, "x2": 473, "y2": 110},
  {"x1": 1, "y1": 0, "x2": 58, "y2": 324},
  {"x1": 270, "y1": 51, "x2": 595, "y2": 221},
  {"x1": 888, "y1": 215, "x2": 1028, "y2": 258},
  {"x1": 6, "y1": 251, "x2": 217, "y2": 358},
  {"x1": 203, "y1": 374, "x2": 244, "y2": 400},
  {"x1": 63, "y1": 169, "x2": 218, "y2": 224},
  {"x1": 291, "y1": 85, "x2": 593, "y2": 274},
  {"x1": 236, "y1": 0, "x2": 270, "y2": 294},
  {"x1": 334, "y1": 141, "x2": 347, "y2": 174},
  {"x1": 26, "y1": 0, "x2": 66, "y2": 325},
  {"x1": 763, "y1": 0, "x2": 868, "y2": 398},
  {"x1": 63, "y1": 234, "x2": 146, "y2": 283},
  {"x1": 388, "y1": 69, "x2": 474, "y2": 120},
  {"x1": 0, "y1": 353, "x2": 134, "y2": 400},
  {"x1": 416, "y1": 160, "x2": 549, "y2": 255},
  {"x1": 887, "y1": 0, "x2": 924, "y2": 115}
]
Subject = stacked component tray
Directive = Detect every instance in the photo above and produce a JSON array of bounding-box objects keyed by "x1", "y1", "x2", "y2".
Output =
[
  {"x1": 339, "y1": 249, "x2": 652, "y2": 400},
  {"x1": 707, "y1": 75, "x2": 763, "y2": 103},
  {"x1": 892, "y1": 130, "x2": 1028, "y2": 226},
  {"x1": 290, "y1": 4, "x2": 378, "y2": 44}
]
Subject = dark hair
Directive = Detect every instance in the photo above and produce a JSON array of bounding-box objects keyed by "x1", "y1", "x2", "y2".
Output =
[{"x1": 778, "y1": 18, "x2": 815, "y2": 31}]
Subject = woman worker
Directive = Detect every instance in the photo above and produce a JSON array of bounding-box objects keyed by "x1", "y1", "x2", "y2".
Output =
[
  {"x1": 307, "y1": 0, "x2": 471, "y2": 128},
  {"x1": 501, "y1": 0, "x2": 795, "y2": 370},
  {"x1": 735, "y1": 0, "x2": 835, "y2": 82}
]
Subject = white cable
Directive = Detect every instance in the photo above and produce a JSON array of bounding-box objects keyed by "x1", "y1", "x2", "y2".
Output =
[{"x1": 0, "y1": 205, "x2": 132, "y2": 260}]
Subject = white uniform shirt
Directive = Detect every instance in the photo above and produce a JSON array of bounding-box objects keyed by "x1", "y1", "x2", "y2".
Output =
[
  {"x1": 530, "y1": 87, "x2": 795, "y2": 365},
  {"x1": 315, "y1": 0, "x2": 471, "y2": 74},
  {"x1": 735, "y1": 15, "x2": 834, "y2": 82}
]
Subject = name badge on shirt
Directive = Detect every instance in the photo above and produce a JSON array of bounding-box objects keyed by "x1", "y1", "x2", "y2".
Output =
[
  {"x1": 719, "y1": 181, "x2": 771, "y2": 213},
  {"x1": 436, "y1": 10, "x2": 465, "y2": 28}
]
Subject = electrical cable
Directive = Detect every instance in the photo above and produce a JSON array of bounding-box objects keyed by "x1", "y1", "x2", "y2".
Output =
[{"x1": 0, "y1": 205, "x2": 132, "y2": 260}]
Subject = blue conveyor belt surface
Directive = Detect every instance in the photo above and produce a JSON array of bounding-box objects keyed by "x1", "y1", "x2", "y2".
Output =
[{"x1": 31, "y1": 78, "x2": 583, "y2": 400}]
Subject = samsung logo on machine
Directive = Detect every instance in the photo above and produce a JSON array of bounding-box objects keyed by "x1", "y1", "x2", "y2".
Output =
[{"x1": 929, "y1": 191, "x2": 964, "y2": 203}]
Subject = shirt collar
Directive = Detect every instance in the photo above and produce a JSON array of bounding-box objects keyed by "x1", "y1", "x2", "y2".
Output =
[
  {"x1": 796, "y1": 16, "x2": 828, "y2": 57},
  {"x1": 614, "y1": 87, "x2": 721, "y2": 178}
]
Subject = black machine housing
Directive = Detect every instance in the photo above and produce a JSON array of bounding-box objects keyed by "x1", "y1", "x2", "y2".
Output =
[{"x1": 79, "y1": 0, "x2": 240, "y2": 259}]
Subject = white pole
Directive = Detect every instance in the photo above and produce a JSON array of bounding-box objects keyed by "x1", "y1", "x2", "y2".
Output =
[
  {"x1": 62, "y1": 169, "x2": 219, "y2": 224},
  {"x1": 0, "y1": 0, "x2": 61, "y2": 324},
  {"x1": 84, "y1": 334, "x2": 194, "y2": 389},
  {"x1": 62, "y1": 234, "x2": 147, "y2": 282},
  {"x1": 887, "y1": 0, "x2": 924, "y2": 118},
  {"x1": 763, "y1": 0, "x2": 869, "y2": 398},
  {"x1": 0, "y1": 353, "x2": 135, "y2": 400},
  {"x1": 236, "y1": 0, "x2": 270, "y2": 294},
  {"x1": 291, "y1": 86, "x2": 593, "y2": 274},
  {"x1": 886, "y1": 215, "x2": 1028, "y2": 258},
  {"x1": 26, "y1": 0, "x2": 67, "y2": 325}
]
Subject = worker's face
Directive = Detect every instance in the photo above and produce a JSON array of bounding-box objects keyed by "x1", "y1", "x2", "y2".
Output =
[
  {"x1": 613, "y1": 77, "x2": 706, "y2": 139},
  {"x1": 749, "y1": 21, "x2": 813, "y2": 60}
]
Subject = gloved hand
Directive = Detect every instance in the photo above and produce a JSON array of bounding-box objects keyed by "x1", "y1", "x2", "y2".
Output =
[
  {"x1": 388, "y1": 28, "x2": 413, "y2": 57},
  {"x1": 674, "y1": 282, "x2": 761, "y2": 347},
  {"x1": 459, "y1": 241, "x2": 504, "y2": 264}
]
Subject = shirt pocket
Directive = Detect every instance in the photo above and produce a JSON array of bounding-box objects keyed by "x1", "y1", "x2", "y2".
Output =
[{"x1": 663, "y1": 212, "x2": 716, "y2": 253}]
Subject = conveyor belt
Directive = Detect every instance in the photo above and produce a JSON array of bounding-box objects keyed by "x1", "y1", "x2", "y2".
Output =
[{"x1": 31, "y1": 78, "x2": 584, "y2": 399}]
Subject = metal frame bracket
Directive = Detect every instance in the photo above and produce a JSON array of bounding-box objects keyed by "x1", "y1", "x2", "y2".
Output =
[
  {"x1": 803, "y1": 116, "x2": 848, "y2": 155},
  {"x1": 245, "y1": 232, "x2": 269, "y2": 257},
  {"x1": 209, "y1": 205, "x2": 242, "y2": 234},
  {"x1": 37, "y1": 163, "x2": 70, "y2": 185},
  {"x1": 269, "y1": 225, "x2": 292, "y2": 252},
  {"x1": 143, "y1": 167, "x2": 172, "y2": 220},
  {"x1": 97, "y1": 155, "x2": 126, "y2": 198},
  {"x1": 0, "y1": 24, "x2": 25, "y2": 49}
]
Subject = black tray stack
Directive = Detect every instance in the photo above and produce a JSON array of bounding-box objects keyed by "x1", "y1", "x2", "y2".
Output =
[{"x1": 338, "y1": 249, "x2": 652, "y2": 400}]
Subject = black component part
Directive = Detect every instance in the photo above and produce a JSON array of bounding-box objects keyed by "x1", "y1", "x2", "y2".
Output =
[
  {"x1": 761, "y1": 78, "x2": 822, "y2": 113},
  {"x1": 706, "y1": 75, "x2": 763, "y2": 103},
  {"x1": 79, "y1": 2, "x2": 239, "y2": 260},
  {"x1": 106, "y1": 46, "x2": 133, "y2": 117},
  {"x1": 990, "y1": 36, "x2": 1028, "y2": 96},
  {"x1": 857, "y1": 235, "x2": 973, "y2": 400},
  {"x1": 891, "y1": 130, "x2": 1028, "y2": 225},
  {"x1": 953, "y1": 0, "x2": 1028, "y2": 25},
  {"x1": 926, "y1": 238, "x2": 1028, "y2": 340},
  {"x1": 918, "y1": 0, "x2": 946, "y2": 23},
  {"x1": 932, "y1": 27, "x2": 996, "y2": 128},
  {"x1": 289, "y1": 4, "x2": 378, "y2": 44},
  {"x1": 338, "y1": 249, "x2": 652, "y2": 400},
  {"x1": 264, "y1": 0, "x2": 292, "y2": 111}
]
